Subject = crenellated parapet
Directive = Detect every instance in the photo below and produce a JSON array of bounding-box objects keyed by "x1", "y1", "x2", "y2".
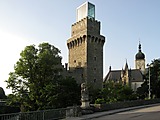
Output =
[
  {"x1": 71, "y1": 17, "x2": 101, "y2": 37},
  {"x1": 67, "y1": 35, "x2": 105, "y2": 49},
  {"x1": 67, "y1": 35, "x2": 86, "y2": 49},
  {"x1": 87, "y1": 35, "x2": 105, "y2": 45}
]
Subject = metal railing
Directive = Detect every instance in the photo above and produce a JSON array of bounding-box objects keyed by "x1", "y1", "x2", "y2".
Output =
[
  {"x1": 0, "y1": 106, "x2": 81, "y2": 120},
  {"x1": 0, "y1": 100, "x2": 6, "y2": 106}
]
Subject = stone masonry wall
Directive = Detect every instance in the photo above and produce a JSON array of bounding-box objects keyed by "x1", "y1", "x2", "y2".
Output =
[{"x1": 67, "y1": 17, "x2": 105, "y2": 89}]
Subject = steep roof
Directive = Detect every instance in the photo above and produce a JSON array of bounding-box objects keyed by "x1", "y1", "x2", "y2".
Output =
[
  {"x1": 104, "y1": 69, "x2": 144, "y2": 83},
  {"x1": 104, "y1": 70, "x2": 121, "y2": 82},
  {"x1": 129, "y1": 69, "x2": 144, "y2": 82}
]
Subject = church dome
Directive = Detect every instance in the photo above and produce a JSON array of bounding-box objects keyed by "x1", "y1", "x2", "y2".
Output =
[
  {"x1": 136, "y1": 52, "x2": 145, "y2": 60},
  {"x1": 135, "y1": 43, "x2": 145, "y2": 60}
]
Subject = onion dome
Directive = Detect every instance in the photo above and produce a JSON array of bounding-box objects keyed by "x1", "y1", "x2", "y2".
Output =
[{"x1": 135, "y1": 43, "x2": 145, "y2": 60}]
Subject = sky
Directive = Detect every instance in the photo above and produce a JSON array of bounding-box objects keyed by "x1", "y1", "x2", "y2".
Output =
[{"x1": 0, "y1": 0, "x2": 160, "y2": 95}]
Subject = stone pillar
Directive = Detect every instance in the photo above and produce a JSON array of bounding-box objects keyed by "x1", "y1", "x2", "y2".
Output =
[
  {"x1": 80, "y1": 83, "x2": 93, "y2": 114},
  {"x1": 81, "y1": 83, "x2": 90, "y2": 109}
]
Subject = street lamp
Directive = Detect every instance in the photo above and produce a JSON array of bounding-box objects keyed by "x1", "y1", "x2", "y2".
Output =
[{"x1": 147, "y1": 64, "x2": 153, "y2": 99}]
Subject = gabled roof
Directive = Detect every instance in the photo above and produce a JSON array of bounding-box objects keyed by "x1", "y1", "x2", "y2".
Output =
[
  {"x1": 129, "y1": 69, "x2": 144, "y2": 82},
  {"x1": 104, "y1": 69, "x2": 144, "y2": 83},
  {"x1": 104, "y1": 70, "x2": 121, "y2": 83}
]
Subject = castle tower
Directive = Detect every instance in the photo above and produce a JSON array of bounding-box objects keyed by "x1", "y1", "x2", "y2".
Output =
[
  {"x1": 67, "y1": 2, "x2": 105, "y2": 89},
  {"x1": 135, "y1": 42, "x2": 145, "y2": 74}
]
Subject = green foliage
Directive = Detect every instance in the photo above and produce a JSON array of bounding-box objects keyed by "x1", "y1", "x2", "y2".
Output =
[
  {"x1": 136, "y1": 80, "x2": 148, "y2": 99},
  {"x1": 95, "y1": 81, "x2": 137, "y2": 104},
  {"x1": 41, "y1": 76, "x2": 81, "y2": 109},
  {"x1": 100, "y1": 81, "x2": 119, "y2": 103},
  {"x1": 150, "y1": 59, "x2": 160, "y2": 98},
  {"x1": 95, "y1": 98, "x2": 105, "y2": 104},
  {"x1": 137, "y1": 58, "x2": 160, "y2": 99},
  {"x1": 5, "y1": 43, "x2": 80, "y2": 111},
  {"x1": 89, "y1": 87, "x2": 101, "y2": 104},
  {"x1": 118, "y1": 85, "x2": 137, "y2": 101}
]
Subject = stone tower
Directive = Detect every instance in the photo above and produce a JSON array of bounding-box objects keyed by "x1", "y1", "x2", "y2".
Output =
[
  {"x1": 135, "y1": 42, "x2": 145, "y2": 74},
  {"x1": 67, "y1": 2, "x2": 105, "y2": 89}
]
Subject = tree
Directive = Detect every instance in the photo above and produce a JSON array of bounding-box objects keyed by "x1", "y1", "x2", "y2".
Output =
[
  {"x1": 41, "y1": 76, "x2": 81, "y2": 109},
  {"x1": 95, "y1": 81, "x2": 136, "y2": 104},
  {"x1": 118, "y1": 85, "x2": 136, "y2": 101},
  {"x1": 137, "y1": 58, "x2": 160, "y2": 99},
  {"x1": 88, "y1": 87, "x2": 101, "y2": 104},
  {"x1": 100, "y1": 81, "x2": 119, "y2": 103},
  {"x1": 6, "y1": 43, "x2": 80, "y2": 111},
  {"x1": 147, "y1": 59, "x2": 160, "y2": 98},
  {"x1": 150, "y1": 59, "x2": 160, "y2": 98},
  {"x1": 136, "y1": 80, "x2": 148, "y2": 99}
]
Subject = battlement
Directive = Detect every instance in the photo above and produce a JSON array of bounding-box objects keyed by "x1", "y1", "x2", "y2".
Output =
[
  {"x1": 67, "y1": 35, "x2": 105, "y2": 49},
  {"x1": 72, "y1": 17, "x2": 99, "y2": 26},
  {"x1": 71, "y1": 17, "x2": 100, "y2": 37}
]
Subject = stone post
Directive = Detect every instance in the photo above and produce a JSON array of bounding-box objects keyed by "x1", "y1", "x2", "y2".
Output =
[
  {"x1": 81, "y1": 83, "x2": 90, "y2": 109},
  {"x1": 80, "y1": 83, "x2": 93, "y2": 114}
]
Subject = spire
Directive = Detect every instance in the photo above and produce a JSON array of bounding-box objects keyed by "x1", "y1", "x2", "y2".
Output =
[
  {"x1": 136, "y1": 41, "x2": 145, "y2": 60},
  {"x1": 121, "y1": 67, "x2": 124, "y2": 77},
  {"x1": 138, "y1": 41, "x2": 142, "y2": 52},
  {"x1": 125, "y1": 59, "x2": 128, "y2": 70},
  {"x1": 109, "y1": 66, "x2": 111, "y2": 71}
]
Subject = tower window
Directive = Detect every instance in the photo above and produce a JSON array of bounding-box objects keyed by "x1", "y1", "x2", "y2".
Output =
[
  {"x1": 94, "y1": 57, "x2": 97, "y2": 61},
  {"x1": 94, "y1": 79, "x2": 96, "y2": 83},
  {"x1": 94, "y1": 68, "x2": 96, "y2": 70},
  {"x1": 74, "y1": 60, "x2": 76, "y2": 63}
]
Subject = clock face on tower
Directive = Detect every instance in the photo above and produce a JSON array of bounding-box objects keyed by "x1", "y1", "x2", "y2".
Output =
[
  {"x1": 137, "y1": 61, "x2": 144, "y2": 69},
  {"x1": 137, "y1": 61, "x2": 141, "y2": 66}
]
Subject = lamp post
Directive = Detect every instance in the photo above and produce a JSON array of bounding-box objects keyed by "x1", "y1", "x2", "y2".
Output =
[
  {"x1": 147, "y1": 64, "x2": 153, "y2": 99},
  {"x1": 148, "y1": 65, "x2": 151, "y2": 99}
]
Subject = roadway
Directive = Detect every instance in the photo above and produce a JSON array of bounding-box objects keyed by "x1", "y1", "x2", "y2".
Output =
[{"x1": 92, "y1": 104, "x2": 160, "y2": 120}]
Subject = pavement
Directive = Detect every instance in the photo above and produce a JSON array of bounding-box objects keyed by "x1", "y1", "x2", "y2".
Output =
[{"x1": 63, "y1": 103, "x2": 160, "y2": 120}]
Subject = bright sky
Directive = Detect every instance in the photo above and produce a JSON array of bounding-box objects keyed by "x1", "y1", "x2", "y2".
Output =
[{"x1": 0, "y1": 0, "x2": 160, "y2": 95}]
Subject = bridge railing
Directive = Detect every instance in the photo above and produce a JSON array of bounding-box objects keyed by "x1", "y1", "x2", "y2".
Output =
[{"x1": 0, "y1": 106, "x2": 81, "y2": 120}]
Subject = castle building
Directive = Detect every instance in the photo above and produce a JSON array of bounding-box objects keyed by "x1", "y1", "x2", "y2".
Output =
[
  {"x1": 67, "y1": 2, "x2": 105, "y2": 89},
  {"x1": 104, "y1": 43, "x2": 145, "y2": 91}
]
